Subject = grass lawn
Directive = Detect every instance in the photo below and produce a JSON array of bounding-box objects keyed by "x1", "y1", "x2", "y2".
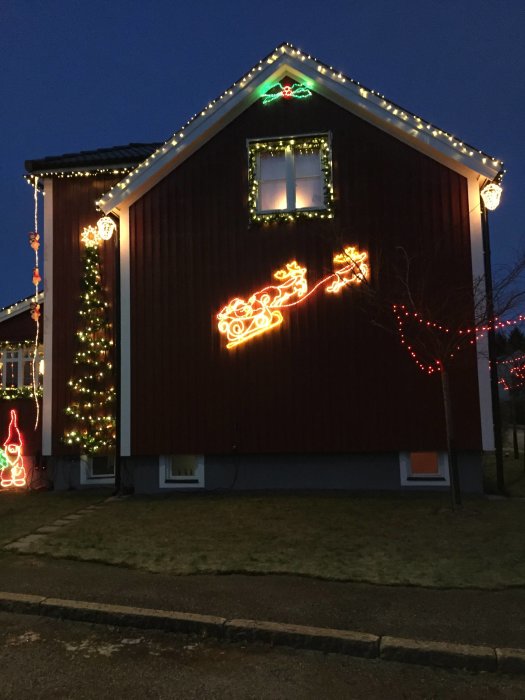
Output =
[
  {"x1": 0, "y1": 490, "x2": 109, "y2": 548},
  {"x1": 13, "y1": 492, "x2": 525, "y2": 589},
  {"x1": 484, "y1": 443, "x2": 525, "y2": 497}
]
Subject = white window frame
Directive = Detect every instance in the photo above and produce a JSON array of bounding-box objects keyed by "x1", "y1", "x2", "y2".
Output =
[
  {"x1": 159, "y1": 455, "x2": 205, "y2": 489},
  {"x1": 80, "y1": 454, "x2": 116, "y2": 485},
  {"x1": 399, "y1": 451, "x2": 450, "y2": 487},
  {"x1": 0, "y1": 345, "x2": 44, "y2": 390},
  {"x1": 248, "y1": 133, "x2": 333, "y2": 221}
]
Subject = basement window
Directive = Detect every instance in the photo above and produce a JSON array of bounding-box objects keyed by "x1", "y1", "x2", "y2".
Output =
[
  {"x1": 399, "y1": 451, "x2": 450, "y2": 486},
  {"x1": 248, "y1": 133, "x2": 333, "y2": 223},
  {"x1": 80, "y1": 455, "x2": 115, "y2": 485},
  {"x1": 159, "y1": 455, "x2": 205, "y2": 489}
]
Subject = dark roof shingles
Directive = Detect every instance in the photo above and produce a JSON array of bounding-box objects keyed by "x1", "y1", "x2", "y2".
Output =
[{"x1": 25, "y1": 143, "x2": 162, "y2": 173}]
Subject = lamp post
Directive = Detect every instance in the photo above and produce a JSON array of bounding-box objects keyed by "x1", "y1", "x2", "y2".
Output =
[
  {"x1": 97, "y1": 216, "x2": 121, "y2": 495},
  {"x1": 480, "y1": 182, "x2": 504, "y2": 493}
]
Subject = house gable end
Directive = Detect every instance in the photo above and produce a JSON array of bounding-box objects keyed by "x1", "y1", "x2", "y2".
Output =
[{"x1": 98, "y1": 43, "x2": 503, "y2": 214}]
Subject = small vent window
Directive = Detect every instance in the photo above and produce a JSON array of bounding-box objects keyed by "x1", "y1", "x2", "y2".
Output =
[{"x1": 159, "y1": 455, "x2": 205, "y2": 489}]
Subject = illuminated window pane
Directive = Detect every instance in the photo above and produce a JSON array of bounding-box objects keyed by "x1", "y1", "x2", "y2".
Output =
[
  {"x1": 0, "y1": 360, "x2": 3, "y2": 386},
  {"x1": 295, "y1": 151, "x2": 320, "y2": 177},
  {"x1": 410, "y1": 452, "x2": 439, "y2": 475},
  {"x1": 259, "y1": 153, "x2": 286, "y2": 180},
  {"x1": 296, "y1": 177, "x2": 323, "y2": 209},
  {"x1": 23, "y1": 349, "x2": 32, "y2": 386},
  {"x1": 259, "y1": 180, "x2": 287, "y2": 211},
  {"x1": 6, "y1": 351, "x2": 18, "y2": 388}
]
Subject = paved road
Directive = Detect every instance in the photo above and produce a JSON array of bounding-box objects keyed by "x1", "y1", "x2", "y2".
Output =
[{"x1": 0, "y1": 612, "x2": 523, "y2": 699}]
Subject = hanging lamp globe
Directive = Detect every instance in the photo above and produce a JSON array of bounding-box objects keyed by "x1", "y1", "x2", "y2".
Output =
[
  {"x1": 97, "y1": 216, "x2": 117, "y2": 241},
  {"x1": 480, "y1": 182, "x2": 503, "y2": 211}
]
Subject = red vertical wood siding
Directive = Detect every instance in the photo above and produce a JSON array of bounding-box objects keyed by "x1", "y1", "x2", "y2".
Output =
[
  {"x1": 128, "y1": 92, "x2": 481, "y2": 456},
  {"x1": 51, "y1": 176, "x2": 120, "y2": 455}
]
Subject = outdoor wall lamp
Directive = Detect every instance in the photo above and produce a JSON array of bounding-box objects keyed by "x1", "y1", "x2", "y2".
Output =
[{"x1": 480, "y1": 182, "x2": 503, "y2": 211}]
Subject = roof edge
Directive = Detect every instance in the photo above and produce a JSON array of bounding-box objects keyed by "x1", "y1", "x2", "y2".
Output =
[{"x1": 98, "y1": 43, "x2": 505, "y2": 213}]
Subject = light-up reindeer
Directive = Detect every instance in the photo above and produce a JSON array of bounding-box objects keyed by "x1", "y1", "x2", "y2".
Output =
[
  {"x1": 325, "y1": 246, "x2": 370, "y2": 294},
  {"x1": 1, "y1": 410, "x2": 26, "y2": 488},
  {"x1": 217, "y1": 261, "x2": 307, "y2": 348},
  {"x1": 217, "y1": 246, "x2": 370, "y2": 349}
]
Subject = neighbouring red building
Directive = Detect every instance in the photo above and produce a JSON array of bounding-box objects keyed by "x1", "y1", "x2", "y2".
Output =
[
  {"x1": 0, "y1": 294, "x2": 44, "y2": 487},
  {"x1": 24, "y1": 43, "x2": 504, "y2": 493}
]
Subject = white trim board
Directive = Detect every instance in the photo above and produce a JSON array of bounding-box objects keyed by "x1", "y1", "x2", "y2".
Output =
[
  {"x1": 0, "y1": 292, "x2": 43, "y2": 323},
  {"x1": 42, "y1": 178, "x2": 53, "y2": 456},
  {"x1": 468, "y1": 175, "x2": 494, "y2": 451},
  {"x1": 119, "y1": 206, "x2": 131, "y2": 456}
]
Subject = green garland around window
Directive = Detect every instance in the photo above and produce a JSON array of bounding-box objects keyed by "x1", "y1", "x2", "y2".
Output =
[
  {"x1": 0, "y1": 341, "x2": 34, "y2": 350},
  {"x1": 0, "y1": 386, "x2": 42, "y2": 401},
  {"x1": 248, "y1": 135, "x2": 334, "y2": 224}
]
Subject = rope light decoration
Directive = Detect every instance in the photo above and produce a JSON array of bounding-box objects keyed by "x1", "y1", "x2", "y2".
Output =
[
  {"x1": 217, "y1": 246, "x2": 369, "y2": 348},
  {"x1": 0, "y1": 410, "x2": 26, "y2": 489},
  {"x1": 262, "y1": 81, "x2": 312, "y2": 104},
  {"x1": 29, "y1": 177, "x2": 42, "y2": 428}
]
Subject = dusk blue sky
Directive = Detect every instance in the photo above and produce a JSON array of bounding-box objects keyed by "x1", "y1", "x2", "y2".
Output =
[{"x1": 1, "y1": 0, "x2": 523, "y2": 307}]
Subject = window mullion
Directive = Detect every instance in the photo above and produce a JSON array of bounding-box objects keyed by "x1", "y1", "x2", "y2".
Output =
[
  {"x1": 285, "y1": 146, "x2": 295, "y2": 211},
  {"x1": 17, "y1": 349, "x2": 23, "y2": 388}
]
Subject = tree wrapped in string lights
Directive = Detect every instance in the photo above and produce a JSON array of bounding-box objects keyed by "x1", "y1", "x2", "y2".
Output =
[{"x1": 63, "y1": 227, "x2": 116, "y2": 454}]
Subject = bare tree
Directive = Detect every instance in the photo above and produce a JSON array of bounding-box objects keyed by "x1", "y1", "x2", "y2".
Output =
[{"x1": 342, "y1": 240, "x2": 525, "y2": 509}]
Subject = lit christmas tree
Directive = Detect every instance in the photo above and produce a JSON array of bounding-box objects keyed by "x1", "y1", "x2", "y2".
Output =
[{"x1": 64, "y1": 232, "x2": 116, "y2": 454}]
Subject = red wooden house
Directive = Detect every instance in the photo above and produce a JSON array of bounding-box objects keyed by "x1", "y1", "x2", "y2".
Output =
[{"x1": 25, "y1": 44, "x2": 504, "y2": 493}]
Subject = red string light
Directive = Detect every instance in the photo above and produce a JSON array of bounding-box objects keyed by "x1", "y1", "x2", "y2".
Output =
[{"x1": 393, "y1": 304, "x2": 525, "y2": 375}]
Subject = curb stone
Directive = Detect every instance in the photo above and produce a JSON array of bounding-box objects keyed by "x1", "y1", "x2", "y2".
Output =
[
  {"x1": 496, "y1": 648, "x2": 525, "y2": 674},
  {"x1": 225, "y1": 619, "x2": 379, "y2": 656},
  {"x1": 0, "y1": 592, "x2": 523, "y2": 674},
  {"x1": 380, "y1": 635, "x2": 497, "y2": 673}
]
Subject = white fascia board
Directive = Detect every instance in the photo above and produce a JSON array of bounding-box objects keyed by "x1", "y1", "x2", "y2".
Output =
[
  {"x1": 99, "y1": 46, "x2": 502, "y2": 214},
  {"x1": 42, "y1": 177, "x2": 53, "y2": 456},
  {"x1": 118, "y1": 206, "x2": 131, "y2": 456},
  {"x1": 0, "y1": 291, "x2": 44, "y2": 323},
  {"x1": 284, "y1": 62, "x2": 500, "y2": 182},
  {"x1": 99, "y1": 61, "x2": 286, "y2": 213},
  {"x1": 467, "y1": 174, "x2": 494, "y2": 451}
]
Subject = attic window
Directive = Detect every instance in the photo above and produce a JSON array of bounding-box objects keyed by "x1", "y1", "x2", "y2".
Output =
[{"x1": 248, "y1": 134, "x2": 333, "y2": 223}]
